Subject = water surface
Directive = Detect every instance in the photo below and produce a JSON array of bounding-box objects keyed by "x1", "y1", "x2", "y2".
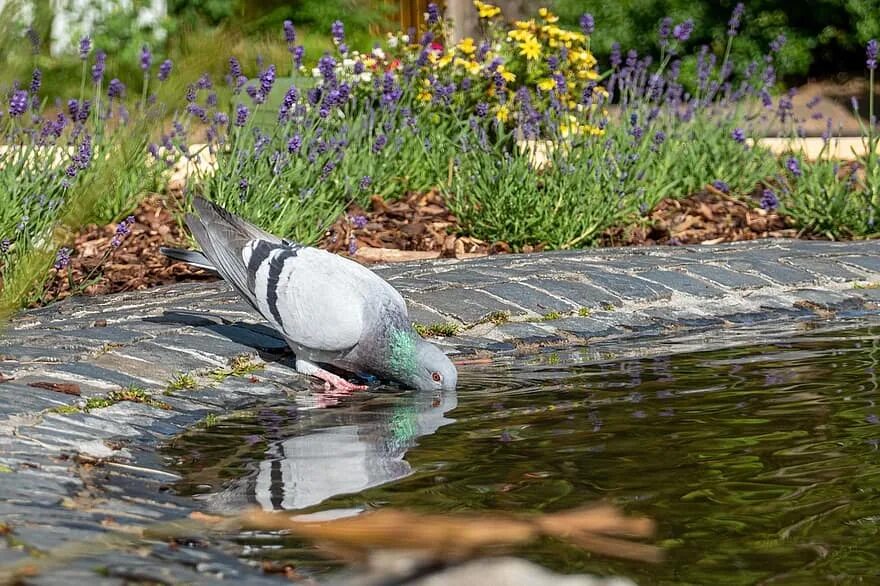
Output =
[{"x1": 164, "y1": 321, "x2": 880, "y2": 584}]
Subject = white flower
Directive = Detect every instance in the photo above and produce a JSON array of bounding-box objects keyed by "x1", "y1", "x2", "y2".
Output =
[
  {"x1": 343, "y1": 58, "x2": 356, "y2": 69},
  {"x1": 372, "y1": 47, "x2": 386, "y2": 60},
  {"x1": 401, "y1": 34, "x2": 410, "y2": 44},
  {"x1": 359, "y1": 71, "x2": 373, "y2": 83},
  {"x1": 311, "y1": 67, "x2": 322, "y2": 78},
  {"x1": 387, "y1": 34, "x2": 398, "y2": 49}
]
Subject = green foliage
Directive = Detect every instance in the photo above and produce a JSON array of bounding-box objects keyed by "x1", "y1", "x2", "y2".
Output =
[
  {"x1": 413, "y1": 322, "x2": 462, "y2": 337},
  {"x1": 551, "y1": 0, "x2": 880, "y2": 80}
]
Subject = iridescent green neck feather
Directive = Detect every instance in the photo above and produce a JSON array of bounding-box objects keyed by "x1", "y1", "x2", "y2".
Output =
[{"x1": 388, "y1": 328, "x2": 417, "y2": 379}]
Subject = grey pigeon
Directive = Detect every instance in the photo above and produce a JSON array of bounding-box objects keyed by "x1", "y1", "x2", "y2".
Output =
[{"x1": 161, "y1": 197, "x2": 457, "y2": 392}]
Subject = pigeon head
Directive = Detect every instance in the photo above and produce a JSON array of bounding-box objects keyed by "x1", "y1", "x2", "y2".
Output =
[{"x1": 388, "y1": 330, "x2": 458, "y2": 391}]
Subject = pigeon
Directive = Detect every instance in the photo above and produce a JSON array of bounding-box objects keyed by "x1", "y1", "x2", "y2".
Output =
[{"x1": 161, "y1": 197, "x2": 457, "y2": 392}]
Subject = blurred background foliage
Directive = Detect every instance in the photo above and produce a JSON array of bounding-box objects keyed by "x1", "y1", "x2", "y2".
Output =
[
  {"x1": 550, "y1": 0, "x2": 880, "y2": 80},
  {"x1": 0, "y1": 0, "x2": 876, "y2": 102}
]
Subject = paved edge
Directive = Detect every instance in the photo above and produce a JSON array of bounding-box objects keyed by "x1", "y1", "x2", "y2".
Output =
[{"x1": 3, "y1": 238, "x2": 880, "y2": 583}]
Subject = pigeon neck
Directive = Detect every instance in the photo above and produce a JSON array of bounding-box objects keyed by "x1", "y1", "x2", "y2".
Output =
[{"x1": 387, "y1": 328, "x2": 418, "y2": 379}]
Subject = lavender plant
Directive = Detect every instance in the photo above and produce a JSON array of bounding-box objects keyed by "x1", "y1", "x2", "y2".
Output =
[{"x1": 0, "y1": 34, "x2": 163, "y2": 316}]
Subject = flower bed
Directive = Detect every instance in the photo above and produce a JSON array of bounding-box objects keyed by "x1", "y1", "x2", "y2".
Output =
[{"x1": 1, "y1": 2, "x2": 879, "y2": 311}]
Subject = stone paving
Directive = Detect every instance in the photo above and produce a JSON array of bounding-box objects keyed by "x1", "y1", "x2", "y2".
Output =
[{"x1": 2, "y1": 238, "x2": 880, "y2": 583}]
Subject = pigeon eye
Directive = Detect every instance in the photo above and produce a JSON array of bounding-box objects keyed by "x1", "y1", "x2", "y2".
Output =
[{"x1": 431, "y1": 372, "x2": 442, "y2": 383}]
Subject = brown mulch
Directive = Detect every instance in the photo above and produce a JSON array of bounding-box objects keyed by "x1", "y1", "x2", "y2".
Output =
[
  {"x1": 37, "y1": 186, "x2": 810, "y2": 304},
  {"x1": 320, "y1": 190, "x2": 501, "y2": 262},
  {"x1": 38, "y1": 196, "x2": 216, "y2": 305},
  {"x1": 600, "y1": 186, "x2": 799, "y2": 246}
]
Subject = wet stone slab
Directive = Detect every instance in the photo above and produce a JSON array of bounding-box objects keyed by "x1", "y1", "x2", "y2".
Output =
[{"x1": 1, "y1": 238, "x2": 880, "y2": 583}]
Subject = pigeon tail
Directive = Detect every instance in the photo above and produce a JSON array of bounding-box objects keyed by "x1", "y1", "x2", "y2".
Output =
[
  {"x1": 159, "y1": 247, "x2": 217, "y2": 271},
  {"x1": 184, "y1": 197, "x2": 284, "y2": 310}
]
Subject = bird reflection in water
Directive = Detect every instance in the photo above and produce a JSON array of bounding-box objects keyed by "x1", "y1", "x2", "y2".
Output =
[{"x1": 195, "y1": 388, "x2": 457, "y2": 512}]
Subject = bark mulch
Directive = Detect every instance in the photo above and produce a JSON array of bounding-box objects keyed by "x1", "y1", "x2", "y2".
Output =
[
  {"x1": 600, "y1": 186, "x2": 799, "y2": 247},
  {"x1": 38, "y1": 196, "x2": 216, "y2": 305},
  {"x1": 38, "y1": 187, "x2": 809, "y2": 304}
]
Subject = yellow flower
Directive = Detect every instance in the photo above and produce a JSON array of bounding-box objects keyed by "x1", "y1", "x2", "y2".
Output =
[
  {"x1": 495, "y1": 104, "x2": 509, "y2": 123},
  {"x1": 537, "y1": 78, "x2": 556, "y2": 92},
  {"x1": 515, "y1": 19, "x2": 535, "y2": 30},
  {"x1": 576, "y1": 69, "x2": 600, "y2": 81},
  {"x1": 457, "y1": 37, "x2": 476, "y2": 55},
  {"x1": 507, "y1": 29, "x2": 532, "y2": 42},
  {"x1": 473, "y1": 1, "x2": 501, "y2": 18},
  {"x1": 454, "y1": 56, "x2": 481, "y2": 75},
  {"x1": 418, "y1": 90, "x2": 432, "y2": 102},
  {"x1": 437, "y1": 53, "x2": 453, "y2": 68},
  {"x1": 498, "y1": 66, "x2": 516, "y2": 83},
  {"x1": 538, "y1": 7, "x2": 559, "y2": 23},
  {"x1": 518, "y1": 36, "x2": 541, "y2": 60}
]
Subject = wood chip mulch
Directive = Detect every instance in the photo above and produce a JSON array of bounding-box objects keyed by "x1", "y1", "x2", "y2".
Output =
[
  {"x1": 35, "y1": 186, "x2": 811, "y2": 304},
  {"x1": 600, "y1": 186, "x2": 800, "y2": 246},
  {"x1": 320, "y1": 190, "x2": 501, "y2": 262},
  {"x1": 37, "y1": 196, "x2": 216, "y2": 305}
]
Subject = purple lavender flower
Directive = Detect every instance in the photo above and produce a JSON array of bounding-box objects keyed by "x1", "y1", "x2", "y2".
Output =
[
  {"x1": 78, "y1": 99, "x2": 91, "y2": 122},
  {"x1": 351, "y1": 214, "x2": 368, "y2": 228},
  {"x1": 107, "y1": 78, "x2": 125, "y2": 99},
  {"x1": 580, "y1": 13, "x2": 594, "y2": 35},
  {"x1": 238, "y1": 178, "x2": 249, "y2": 193},
  {"x1": 147, "y1": 143, "x2": 160, "y2": 160},
  {"x1": 728, "y1": 3, "x2": 745, "y2": 36},
  {"x1": 475, "y1": 102, "x2": 489, "y2": 117},
  {"x1": 235, "y1": 103, "x2": 249, "y2": 127},
  {"x1": 712, "y1": 180, "x2": 730, "y2": 193},
  {"x1": 653, "y1": 130, "x2": 666, "y2": 145},
  {"x1": 287, "y1": 134, "x2": 302, "y2": 153},
  {"x1": 760, "y1": 189, "x2": 778, "y2": 210},
  {"x1": 806, "y1": 95, "x2": 821, "y2": 109},
  {"x1": 283, "y1": 20, "x2": 296, "y2": 44},
  {"x1": 257, "y1": 64, "x2": 276, "y2": 103},
  {"x1": 214, "y1": 112, "x2": 229, "y2": 126},
  {"x1": 731, "y1": 127, "x2": 746, "y2": 144},
  {"x1": 610, "y1": 42, "x2": 621, "y2": 68},
  {"x1": 868, "y1": 39, "x2": 878, "y2": 70},
  {"x1": 79, "y1": 35, "x2": 91, "y2": 60},
  {"x1": 158, "y1": 59, "x2": 172, "y2": 81},
  {"x1": 9, "y1": 90, "x2": 27, "y2": 117},
  {"x1": 54, "y1": 247, "x2": 71, "y2": 270},
  {"x1": 672, "y1": 19, "x2": 693, "y2": 42},
  {"x1": 786, "y1": 156, "x2": 802, "y2": 177},
  {"x1": 358, "y1": 176, "x2": 372, "y2": 191},
  {"x1": 75, "y1": 134, "x2": 92, "y2": 168},
  {"x1": 140, "y1": 45, "x2": 152, "y2": 71},
  {"x1": 185, "y1": 84, "x2": 196, "y2": 103},
  {"x1": 547, "y1": 54, "x2": 559, "y2": 71},
  {"x1": 348, "y1": 236, "x2": 357, "y2": 255},
  {"x1": 293, "y1": 46, "x2": 305, "y2": 68},
  {"x1": 26, "y1": 28, "x2": 39, "y2": 53},
  {"x1": 111, "y1": 215, "x2": 135, "y2": 248},
  {"x1": 229, "y1": 56, "x2": 242, "y2": 80},
  {"x1": 318, "y1": 54, "x2": 337, "y2": 83},
  {"x1": 197, "y1": 73, "x2": 212, "y2": 89},
  {"x1": 92, "y1": 50, "x2": 106, "y2": 84},
  {"x1": 186, "y1": 103, "x2": 208, "y2": 122},
  {"x1": 658, "y1": 17, "x2": 672, "y2": 45},
  {"x1": 426, "y1": 3, "x2": 440, "y2": 25},
  {"x1": 770, "y1": 34, "x2": 786, "y2": 54},
  {"x1": 331, "y1": 20, "x2": 345, "y2": 44},
  {"x1": 29, "y1": 68, "x2": 41, "y2": 94},
  {"x1": 372, "y1": 134, "x2": 387, "y2": 153}
]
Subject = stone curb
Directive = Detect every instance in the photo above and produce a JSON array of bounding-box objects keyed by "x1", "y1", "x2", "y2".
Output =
[{"x1": 2, "y1": 238, "x2": 880, "y2": 583}]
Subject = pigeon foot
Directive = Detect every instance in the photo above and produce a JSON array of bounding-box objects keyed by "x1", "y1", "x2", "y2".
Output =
[{"x1": 296, "y1": 358, "x2": 368, "y2": 392}]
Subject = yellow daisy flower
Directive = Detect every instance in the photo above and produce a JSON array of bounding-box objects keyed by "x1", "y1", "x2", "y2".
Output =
[
  {"x1": 537, "y1": 78, "x2": 556, "y2": 92},
  {"x1": 498, "y1": 67, "x2": 516, "y2": 83},
  {"x1": 473, "y1": 1, "x2": 501, "y2": 18},
  {"x1": 518, "y1": 36, "x2": 541, "y2": 60},
  {"x1": 495, "y1": 104, "x2": 509, "y2": 123},
  {"x1": 538, "y1": 7, "x2": 559, "y2": 23},
  {"x1": 515, "y1": 19, "x2": 535, "y2": 30},
  {"x1": 457, "y1": 37, "x2": 476, "y2": 55}
]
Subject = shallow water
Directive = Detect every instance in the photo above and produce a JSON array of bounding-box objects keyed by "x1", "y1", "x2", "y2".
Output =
[{"x1": 163, "y1": 322, "x2": 880, "y2": 584}]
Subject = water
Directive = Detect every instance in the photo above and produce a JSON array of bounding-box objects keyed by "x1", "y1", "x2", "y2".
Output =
[{"x1": 163, "y1": 321, "x2": 880, "y2": 584}]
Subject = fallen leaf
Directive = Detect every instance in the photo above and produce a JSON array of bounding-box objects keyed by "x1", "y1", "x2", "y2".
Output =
[{"x1": 28, "y1": 381, "x2": 81, "y2": 396}]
